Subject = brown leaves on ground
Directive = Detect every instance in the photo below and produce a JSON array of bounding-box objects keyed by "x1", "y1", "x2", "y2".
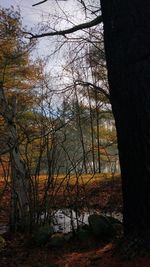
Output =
[{"x1": 1, "y1": 235, "x2": 150, "y2": 267}]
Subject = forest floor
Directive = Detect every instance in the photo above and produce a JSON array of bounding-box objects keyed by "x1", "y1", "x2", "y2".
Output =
[
  {"x1": 1, "y1": 233, "x2": 150, "y2": 267},
  {"x1": 0, "y1": 175, "x2": 150, "y2": 266}
]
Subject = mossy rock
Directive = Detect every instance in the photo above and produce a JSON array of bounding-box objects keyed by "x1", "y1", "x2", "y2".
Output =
[
  {"x1": 88, "y1": 214, "x2": 114, "y2": 240},
  {"x1": 49, "y1": 233, "x2": 65, "y2": 247},
  {"x1": 106, "y1": 216, "x2": 122, "y2": 235},
  {"x1": 63, "y1": 232, "x2": 73, "y2": 242},
  {"x1": 106, "y1": 215, "x2": 122, "y2": 225},
  {"x1": 76, "y1": 225, "x2": 92, "y2": 241},
  {"x1": 32, "y1": 224, "x2": 54, "y2": 246}
]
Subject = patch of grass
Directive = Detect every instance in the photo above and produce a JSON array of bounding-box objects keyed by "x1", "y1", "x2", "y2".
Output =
[
  {"x1": 0, "y1": 173, "x2": 121, "y2": 190},
  {"x1": 37, "y1": 173, "x2": 120, "y2": 186}
]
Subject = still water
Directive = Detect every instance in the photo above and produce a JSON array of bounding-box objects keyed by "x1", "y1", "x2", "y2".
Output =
[
  {"x1": 0, "y1": 210, "x2": 122, "y2": 235},
  {"x1": 51, "y1": 209, "x2": 122, "y2": 233}
]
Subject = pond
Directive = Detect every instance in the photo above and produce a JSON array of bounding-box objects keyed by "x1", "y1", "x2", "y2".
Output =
[
  {"x1": 50, "y1": 209, "x2": 122, "y2": 233},
  {"x1": 0, "y1": 210, "x2": 122, "y2": 235}
]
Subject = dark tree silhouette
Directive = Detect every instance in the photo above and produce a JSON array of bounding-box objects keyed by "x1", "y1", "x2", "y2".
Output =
[{"x1": 101, "y1": 0, "x2": 150, "y2": 240}]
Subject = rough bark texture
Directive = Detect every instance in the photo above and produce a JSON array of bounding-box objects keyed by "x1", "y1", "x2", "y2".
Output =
[{"x1": 101, "y1": 0, "x2": 150, "y2": 238}]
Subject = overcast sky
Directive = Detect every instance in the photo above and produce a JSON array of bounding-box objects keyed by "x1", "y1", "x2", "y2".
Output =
[
  {"x1": 1, "y1": 0, "x2": 100, "y2": 78},
  {"x1": 0, "y1": 0, "x2": 100, "y2": 108},
  {"x1": 1, "y1": 0, "x2": 92, "y2": 70},
  {"x1": 1, "y1": 0, "x2": 89, "y2": 31}
]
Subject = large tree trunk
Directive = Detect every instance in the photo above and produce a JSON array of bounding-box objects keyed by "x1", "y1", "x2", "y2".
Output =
[{"x1": 101, "y1": 1, "x2": 150, "y2": 238}]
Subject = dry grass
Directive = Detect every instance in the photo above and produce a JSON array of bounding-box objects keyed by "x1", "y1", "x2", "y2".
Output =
[
  {"x1": 0, "y1": 172, "x2": 120, "y2": 185},
  {"x1": 38, "y1": 172, "x2": 120, "y2": 186}
]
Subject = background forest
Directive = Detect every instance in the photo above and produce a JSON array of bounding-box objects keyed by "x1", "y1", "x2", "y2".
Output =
[
  {"x1": 0, "y1": 2, "x2": 131, "y2": 267},
  {"x1": 0, "y1": 5, "x2": 120, "y2": 233},
  {"x1": 1, "y1": 0, "x2": 150, "y2": 266}
]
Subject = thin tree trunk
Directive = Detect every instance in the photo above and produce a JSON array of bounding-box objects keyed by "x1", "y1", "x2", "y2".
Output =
[
  {"x1": 0, "y1": 82, "x2": 30, "y2": 232},
  {"x1": 74, "y1": 88, "x2": 88, "y2": 174},
  {"x1": 95, "y1": 89, "x2": 101, "y2": 173},
  {"x1": 10, "y1": 144, "x2": 30, "y2": 232},
  {"x1": 101, "y1": 0, "x2": 150, "y2": 238},
  {"x1": 89, "y1": 51, "x2": 101, "y2": 173},
  {"x1": 87, "y1": 87, "x2": 96, "y2": 173}
]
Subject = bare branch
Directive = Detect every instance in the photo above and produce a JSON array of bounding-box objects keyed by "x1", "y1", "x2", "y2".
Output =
[
  {"x1": 78, "y1": 0, "x2": 87, "y2": 12},
  {"x1": 75, "y1": 80, "x2": 110, "y2": 100},
  {"x1": 29, "y1": 15, "x2": 102, "y2": 39},
  {"x1": 32, "y1": 0, "x2": 48, "y2": 7}
]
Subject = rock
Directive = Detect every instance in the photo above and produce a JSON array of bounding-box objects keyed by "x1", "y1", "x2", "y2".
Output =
[
  {"x1": 105, "y1": 216, "x2": 122, "y2": 225},
  {"x1": 88, "y1": 214, "x2": 114, "y2": 240},
  {"x1": 63, "y1": 232, "x2": 73, "y2": 241},
  {"x1": 49, "y1": 233, "x2": 65, "y2": 247},
  {"x1": 105, "y1": 216, "x2": 123, "y2": 235},
  {"x1": 32, "y1": 224, "x2": 54, "y2": 246},
  {"x1": 76, "y1": 225, "x2": 92, "y2": 241}
]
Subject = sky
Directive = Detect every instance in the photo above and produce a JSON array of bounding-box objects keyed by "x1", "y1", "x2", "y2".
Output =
[
  {"x1": 0, "y1": 0, "x2": 100, "y2": 109},
  {"x1": 0, "y1": 0, "x2": 90, "y2": 40},
  {"x1": 0, "y1": 0, "x2": 100, "y2": 72},
  {"x1": 0, "y1": 0, "x2": 84, "y2": 58},
  {"x1": 1, "y1": 0, "x2": 97, "y2": 75},
  {"x1": 1, "y1": 0, "x2": 83, "y2": 26},
  {"x1": 0, "y1": 0, "x2": 100, "y2": 90}
]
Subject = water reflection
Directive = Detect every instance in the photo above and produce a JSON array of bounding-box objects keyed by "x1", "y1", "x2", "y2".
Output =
[
  {"x1": 51, "y1": 209, "x2": 122, "y2": 233},
  {"x1": 0, "y1": 210, "x2": 122, "y2": 235}
]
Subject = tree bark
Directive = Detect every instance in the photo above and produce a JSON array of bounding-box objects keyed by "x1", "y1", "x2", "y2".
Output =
[
  {"x1": 101, "y1": 0, "x2": 150, "y2": 238},
  {"x1": 10, "y1": 135, "x2": 30, "y2": 232},
  {"x1": 0, "y1": 82, "x2": 30, "y2": 232}
]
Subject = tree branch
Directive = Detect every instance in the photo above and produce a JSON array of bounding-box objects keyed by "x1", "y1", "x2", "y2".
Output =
[
  {"x1": 29, "y1": 15, "x2": 102, "y2": 39},
  {"x1": 32, "y1": 0, "x2": 48, "y2": 6},
  {"x1": 75, "y1": 80, "x2": 110, "y2": 100}
]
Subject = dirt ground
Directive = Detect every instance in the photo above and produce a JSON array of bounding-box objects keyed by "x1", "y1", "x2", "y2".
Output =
[{"x1": 1, "y1": 233, "x2": 150, "y2": 267}]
